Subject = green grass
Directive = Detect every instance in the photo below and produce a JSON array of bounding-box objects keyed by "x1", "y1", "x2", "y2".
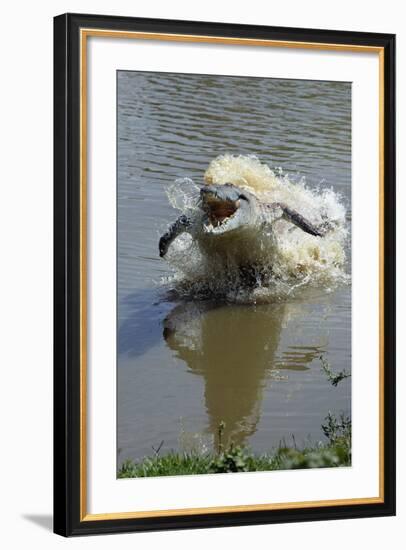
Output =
[
  {"x1": 118, "y1": 413, "x2": 351, "y2": 478},
  {"x1": 320, "y1": 356, "x2": 351, "y2": 387}
]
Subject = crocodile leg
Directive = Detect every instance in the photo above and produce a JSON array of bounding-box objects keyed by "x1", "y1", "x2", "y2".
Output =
[
  {"x1": 159, "y1": 214, "x2": 192, "y2": 257},
  {"x1": 267, "y1": 202, "x2": 324, "y2": 237}
]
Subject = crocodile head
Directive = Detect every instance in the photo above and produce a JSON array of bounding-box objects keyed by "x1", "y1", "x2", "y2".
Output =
[{"x1": 199, "y1": 183, "x2": 258, "y2": 235}]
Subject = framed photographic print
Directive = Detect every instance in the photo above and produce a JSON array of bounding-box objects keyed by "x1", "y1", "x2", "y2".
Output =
[{"x1": 53, "y1": 13, "x2": 396, "y2": 536}]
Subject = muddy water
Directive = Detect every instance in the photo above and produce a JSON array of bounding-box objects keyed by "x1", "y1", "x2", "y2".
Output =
[{"x1": 117, "y1": 71, "x2": 351, "y2": 464}]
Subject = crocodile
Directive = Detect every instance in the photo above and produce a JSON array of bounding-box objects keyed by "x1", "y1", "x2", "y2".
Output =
[{"x1": 158, "y1": 182, "x2": 330, "y2": 289}]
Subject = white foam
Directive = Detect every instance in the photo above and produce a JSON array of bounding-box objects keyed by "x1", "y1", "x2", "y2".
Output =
[{"x1": 162, "y1": 155, "x2": 349, "y2": 302}]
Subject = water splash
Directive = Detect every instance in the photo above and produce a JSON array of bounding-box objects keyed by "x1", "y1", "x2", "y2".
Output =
[
  {"x1": 166, "y1": 177, "x2": 201, "y2": 214},
  {"x1": 162, "y1": 154, "x2": 350, "y2": 303}
]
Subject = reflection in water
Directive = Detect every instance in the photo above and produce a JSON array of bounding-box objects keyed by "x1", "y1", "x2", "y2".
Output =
[
  {"x1": 118, "y1": 289, "x2": 175, "y2": 358},
  {"x1": 163, "y1": 301, "x2": 323, "y2": 448},
  {"x1": 117, "y1": 286, "x2": 350, "y2": 461}
]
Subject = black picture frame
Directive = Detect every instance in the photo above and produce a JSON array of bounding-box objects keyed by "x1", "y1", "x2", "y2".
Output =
[{"x1": 54, "y1": 12, "x2": 396, "y2": 537}]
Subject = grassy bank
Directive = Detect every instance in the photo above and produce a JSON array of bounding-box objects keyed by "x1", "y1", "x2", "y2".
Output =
[{"x1": 118, "y1": 412, "x2": 351, "y2": 478}]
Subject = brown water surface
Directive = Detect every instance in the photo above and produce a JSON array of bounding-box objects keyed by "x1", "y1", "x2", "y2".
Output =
[{"x1": 117, "y1": 71, "x2": 351, "y2": 464}]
